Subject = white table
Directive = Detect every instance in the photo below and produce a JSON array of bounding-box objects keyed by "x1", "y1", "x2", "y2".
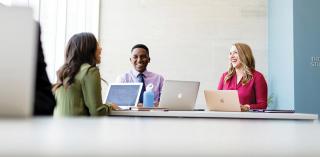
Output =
[
  {"x1": 110, "y1": 110, "x2": 318, "y2": 120},
  {"x1": 0, "y1": 117, "x2": 319, "y2": 156}
]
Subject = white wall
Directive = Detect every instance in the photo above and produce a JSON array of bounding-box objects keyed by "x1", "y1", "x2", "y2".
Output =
[{"x1": 99, "y1": 0, "x2": 267, "y2": 108}]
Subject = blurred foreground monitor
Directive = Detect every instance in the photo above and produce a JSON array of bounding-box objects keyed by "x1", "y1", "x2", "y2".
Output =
[{"x1": 0, "y1": 6, "x2": 36, "y2": 117}]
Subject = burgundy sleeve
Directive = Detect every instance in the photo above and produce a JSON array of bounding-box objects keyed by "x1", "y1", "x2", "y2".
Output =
[
  {"x1": 217, "y1": 73, "x2": 225, "y2": 90},
  {"x1": 249, "y1": 74, "x2": 268, "y2": 109}
]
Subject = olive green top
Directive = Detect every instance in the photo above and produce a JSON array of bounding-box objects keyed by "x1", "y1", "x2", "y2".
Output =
[{"x1": 54, "y1": 63, "x2": 111, "y2": 116}]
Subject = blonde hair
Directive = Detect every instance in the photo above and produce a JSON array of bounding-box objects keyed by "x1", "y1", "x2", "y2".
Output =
[{"x1": 224, "y1": 43, "x2": 255, "y2": 85}]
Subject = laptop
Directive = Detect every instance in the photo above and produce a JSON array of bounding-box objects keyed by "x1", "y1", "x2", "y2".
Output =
[
  {"x1": 105, "y1": 83, "x2": 143, "y2": 109},
  {"x1": 204, "y1": 90, "x2": 241, "y2": 112},
  {"x1": 159, "y1": 80, "x2": 200, "y2": 111},
  {"x1": 0, "y1": 7, "x2": 36, "y2": 117}
]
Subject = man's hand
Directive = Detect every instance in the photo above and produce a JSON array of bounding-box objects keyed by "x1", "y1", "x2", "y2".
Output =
[{"x1": 136, "y1": 103, "x2": 143, "y2": 108}]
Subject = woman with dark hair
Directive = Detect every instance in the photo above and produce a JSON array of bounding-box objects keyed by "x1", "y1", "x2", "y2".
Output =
[
  {"x1": 218, "y1": 43, "x2": 268, "y2": 111},
  {"x1": 53, "y1": 32, "x2": 118, "y2": 116}
]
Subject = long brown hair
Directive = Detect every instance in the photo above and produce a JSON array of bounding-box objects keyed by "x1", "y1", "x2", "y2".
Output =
[
  {"x1": 224, "y1": 43, "x2": 255, "y2": 85},
  {"x1": 53, "y1": 32, "x2": 98, "y2": 91}
]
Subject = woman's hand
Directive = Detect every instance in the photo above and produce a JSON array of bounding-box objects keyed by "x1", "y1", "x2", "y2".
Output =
[
  {"x1": 240, "y1": 104, "x2": 250, "y2": 112},
  {"x1": 111, "y1": 103, "x2": 122, "y2": 110}
]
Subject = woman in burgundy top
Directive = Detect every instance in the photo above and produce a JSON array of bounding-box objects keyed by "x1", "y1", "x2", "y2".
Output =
[{"x1": 218, "y1": 43, "x2": 268, "y2": 111}]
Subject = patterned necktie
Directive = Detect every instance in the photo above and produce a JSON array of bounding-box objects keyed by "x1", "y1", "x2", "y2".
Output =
[{"x1": 137, "y1": 73, "x2": 146, "y2": 103}]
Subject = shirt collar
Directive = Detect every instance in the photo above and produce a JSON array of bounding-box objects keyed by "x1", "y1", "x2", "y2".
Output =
[{"x1": 132, "y1": 69, "x2": 149, "y2": 78}]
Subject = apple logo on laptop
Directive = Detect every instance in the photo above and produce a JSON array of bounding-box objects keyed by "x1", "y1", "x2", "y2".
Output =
[
  {"x1": 177, "y1": 93, "x2": 183, "y2": 99},
  {"x1": 219, "y1": 98, "x2": 224, "y2": 103}
]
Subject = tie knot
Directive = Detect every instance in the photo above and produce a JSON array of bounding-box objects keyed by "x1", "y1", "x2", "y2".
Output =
[
  {"x1": 137, "y1": 73, "x2": 144, "y2": 82},
  {"x1": 137, "y1": 73, "x2": 144, "y2": 78},
  {"x1": 137, "y1": 73, "x2": 146, "y2": 103}
]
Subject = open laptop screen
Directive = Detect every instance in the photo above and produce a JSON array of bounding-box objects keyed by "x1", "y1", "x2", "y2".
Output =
[
  {"x1": 204, "y1": 90, "x2": 241, "y2": 112},
  {"x1": 105, "y1": 83, "x2": 142, "y2": 107},
  {"x1": 159, "y1": 80, "x2": 200, "y2": 111}
]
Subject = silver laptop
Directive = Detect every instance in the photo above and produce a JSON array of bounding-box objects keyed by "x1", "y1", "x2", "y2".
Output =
[
  {"x1": 159, "y1": 80, "x2": 200, "y2": 111},
  {"x1": 105, "y1": 83, "x2": 142, "y2": 109},
  {"x1": 0, "y1": 7, "x2": 36, "y2": 117},
  {"x1": 204, "y1": 90, "x2": 241, "y2": 112}
]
